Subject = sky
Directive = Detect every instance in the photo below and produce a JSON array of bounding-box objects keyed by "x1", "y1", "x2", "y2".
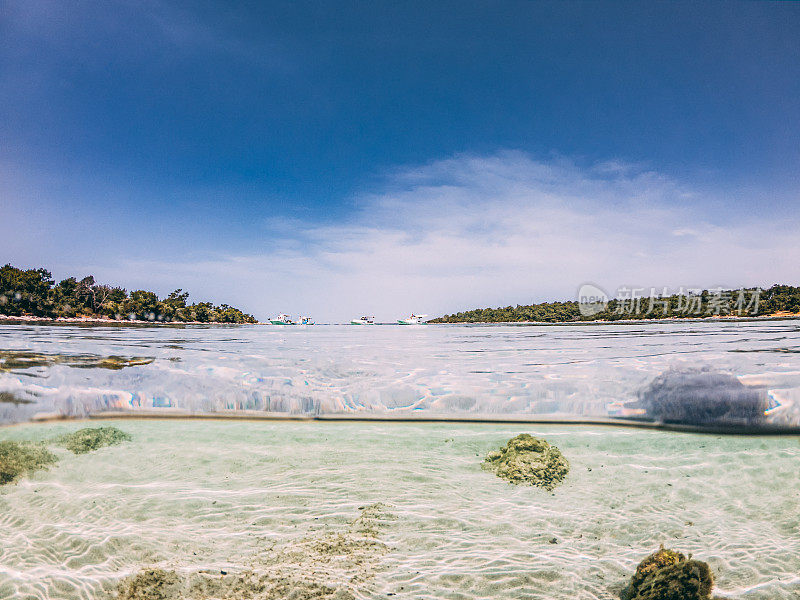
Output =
[{"x1": 1, "y1": 0, "x2": 799, "y2": 322}]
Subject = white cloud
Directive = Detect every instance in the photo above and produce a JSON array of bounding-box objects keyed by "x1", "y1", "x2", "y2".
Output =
[{"x1": 98, "y1": 151, "x2": 800, "y2": 322}]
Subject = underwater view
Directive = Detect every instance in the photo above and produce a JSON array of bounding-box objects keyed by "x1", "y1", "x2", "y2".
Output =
[
  {"x1": 2, "y1": 419, "x2": 800, "y2": 599},
  {"x1": 1, "y1": 321, "x2": 800, "y2": 599}
]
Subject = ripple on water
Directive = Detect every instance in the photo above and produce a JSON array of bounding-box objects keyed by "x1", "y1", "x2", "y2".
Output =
[{"x1": 2, "y1": 321, "x2": 800, "y2": 425}]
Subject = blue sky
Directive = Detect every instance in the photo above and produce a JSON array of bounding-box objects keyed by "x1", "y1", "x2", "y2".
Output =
[{"x1": 1, "y1": 1, "x2": 799, "y2": 321}]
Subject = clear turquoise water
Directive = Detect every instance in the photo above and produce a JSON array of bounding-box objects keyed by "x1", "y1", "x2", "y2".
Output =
[
  {"x1": 1, "y1": 322, "x2": 799, "y2": 599},
  {"x1": 1, "y1": 420, "x2": 799, "y2": 599}
]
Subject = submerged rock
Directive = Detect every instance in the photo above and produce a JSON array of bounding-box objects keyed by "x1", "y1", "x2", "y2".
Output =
[
  {"x1": 637, "y1": 367, "x2": 769, "y2": 426},
  {"x1": 482, "y1": 434, "x2": 569, "y2": 490},
  {"x1": 0, "y1": 391, "x2": 33, "y2": 405},
  {"x1": 0, "y1": 350, "x2": 154, "y2": 372},
  {"x1": 0, "y1": 440, "x2": 58, "y2": 485},
  {"x1": 620, "y1": 546, "x2": 714, "y2": 600},
  {"x1": 56, "y1": 426, "x2": 132, "y2": 454}
]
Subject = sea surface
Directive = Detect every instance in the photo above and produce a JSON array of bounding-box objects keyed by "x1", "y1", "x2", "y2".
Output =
[
  {"x1": 1, "y1": 320, "x2": 800, "y2": 424},
  {"x1": 1, "y1": 321, "x2": 800, "y2": 599}
]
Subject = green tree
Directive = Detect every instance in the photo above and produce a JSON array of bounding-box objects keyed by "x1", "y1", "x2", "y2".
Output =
[{"x1": 0, "y1": 264, "x2": 55, "y2": 316}]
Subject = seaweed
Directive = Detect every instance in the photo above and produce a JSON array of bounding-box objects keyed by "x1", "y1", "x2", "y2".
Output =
[
  {"x1": 56, "y1": 426, "x2": 132, "y2": 454},
  {"x1": 482, "y1": 434, "x2": 569, "y2": 490},
  {"x1": 0, "y1": 440, "x2": 58, "y2": 485},
  {"x1": 620, "y1": 546, "x2": 715, "y2": 600}
]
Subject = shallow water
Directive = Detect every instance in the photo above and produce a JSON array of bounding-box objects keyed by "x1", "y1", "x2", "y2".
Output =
[
  {"x1": 1, "y1": 322, "x2": 799, "y2": 598},
  {"x1": 1, "y1": 420, "x2": 799, "y2": 599},
  {"x1": 1, "y1": 321, "x2": 799, "y2": 425}
]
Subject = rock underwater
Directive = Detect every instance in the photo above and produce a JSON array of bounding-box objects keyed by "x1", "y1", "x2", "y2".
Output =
[
  {"x1": 636, "y1": 367, "x2": 769, "y2": 426},
  {"x1": 620, "y1": 546, "x2": 716, "y2": 600},
  {"x1": 482, "y1": 434, "x2": 569, "y2": 490}
]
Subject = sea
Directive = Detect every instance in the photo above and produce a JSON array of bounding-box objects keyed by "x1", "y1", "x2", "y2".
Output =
[{"x1": 1, "y1": 320, "x2": 799, "y2": 599}]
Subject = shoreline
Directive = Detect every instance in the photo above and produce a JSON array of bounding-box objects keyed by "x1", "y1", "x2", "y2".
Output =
[
  {"x1": 2, "y1": 313, "x2": 800, "y2": 327},
  {"x1": 428, "y1": 312, "x2": 800, "y2": 326},
  {"x1": 0, "y1": 314, "x2": 247, "y2": 326},
  {"x1": 4, "y1": 410, "x2": 798, "y2": 436}
]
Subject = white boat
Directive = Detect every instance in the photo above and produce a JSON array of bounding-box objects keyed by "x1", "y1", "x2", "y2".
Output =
[
  {"x1": 298, "y1": 316, "x2": 315, "y2": 325},
  {"x1": 397, "y1": 313, "x2": 427, "y2": 325},
  {"x1": 269, "y1": 314, "x2": 295, "y2": 325},
  {"x1": 350, "y1": 316, "x2": 375, "y2": 325}
]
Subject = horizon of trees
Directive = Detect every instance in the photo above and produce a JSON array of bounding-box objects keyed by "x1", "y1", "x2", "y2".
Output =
[
  {"x1": 430, "y1": 285, "x2": 800, "y2": 323},
  {"x1": 0, "y1": 264, "x2": 256, "y2": 324}
]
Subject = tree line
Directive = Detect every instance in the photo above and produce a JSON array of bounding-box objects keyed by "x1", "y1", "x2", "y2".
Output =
[
  {"x1": 0, "y1": 264, "x2": 256, "y2": 324},
  {"x1": 430, "y1": 285, "x2": 800, "y2": 323}
]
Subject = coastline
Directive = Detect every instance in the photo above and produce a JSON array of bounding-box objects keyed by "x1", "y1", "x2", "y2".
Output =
[
  {"x1": 0, "y1": 314, "x2": 249, "y2": 326},
  {"x1": 2, "y1": 312, "x2": 800, "y2": 327},
  {"x1": 429, "y1": 312, "x2": 800, "y2": 326}
]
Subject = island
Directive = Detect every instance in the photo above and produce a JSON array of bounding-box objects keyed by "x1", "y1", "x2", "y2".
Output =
[
  {"x1": 0, "y1": 264, "x2": 256, "y2": 324},
  {"x1": 429, "y1": 284, "x2": 800, "y2": 323}
]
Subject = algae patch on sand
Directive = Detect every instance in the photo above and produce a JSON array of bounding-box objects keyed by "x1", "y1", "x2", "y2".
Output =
[
  {"x1": 116, "y1": 568, "x2": 353, "y2": 600},
  {"x1": 56, "y1": 426, "x2": 132, "y2": 454},
  {"x1": 114, "y1": 504, "x2": 392, "y2": 600},
  {"x1": 483, "y1": 434, "x2": 569, "y2": 490},
  {"x1": 0, "y1": 440, "x2": 58, "y2": 485},
  {"x1": 116, "y1": 568, "x2": 181, "y2": 600},
  {"x1": 620, "y1": 546, "x2": 715, "y2": 600},
  {"x1": 269, "y1": 502, "x2": 393, "y2": 586}
]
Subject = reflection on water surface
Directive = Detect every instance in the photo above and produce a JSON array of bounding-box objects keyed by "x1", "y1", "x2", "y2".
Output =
[{"x1": 0, "y1": 321, "x2": 798, "y2": 430}]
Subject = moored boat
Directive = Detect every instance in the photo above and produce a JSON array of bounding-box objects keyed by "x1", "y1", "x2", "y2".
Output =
[
  {"x1": 350, "y1": 316, "x2": 375, "y2": 325},
  {"x1": 269, "y1": 314, "x2": 295, "y2": 325},
  {"x1": 397, "y1": 313, "x2": 427, "y2": 325}
]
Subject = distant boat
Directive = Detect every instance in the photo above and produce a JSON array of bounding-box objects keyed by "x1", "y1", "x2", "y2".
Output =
[
  {"x1": 350, "y1": 316, "x2": 375, "y2": 325},
  {"x1": 397, "y1": 313, "x2": 427, "y2": 325},
  {"x1": 269, "y1": 314, "x2": 295, "y2": 325},
  {"x1": 298, "y1": 316, "x2": 315, "y2": 325}
]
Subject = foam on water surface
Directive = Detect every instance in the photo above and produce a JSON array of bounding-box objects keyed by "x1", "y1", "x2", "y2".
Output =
[{"x1": 1, "y1": 420, "x2": 799, "y2": 599}]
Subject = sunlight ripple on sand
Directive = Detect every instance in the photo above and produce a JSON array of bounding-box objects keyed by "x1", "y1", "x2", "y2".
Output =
[{"x1": 0, "y1": 420, "x2": 799, "y2": 599}]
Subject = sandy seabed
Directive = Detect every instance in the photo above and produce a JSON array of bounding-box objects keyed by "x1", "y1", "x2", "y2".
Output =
[{"x1": 0, "y1": 419, "x2": 799, "y2": 599}]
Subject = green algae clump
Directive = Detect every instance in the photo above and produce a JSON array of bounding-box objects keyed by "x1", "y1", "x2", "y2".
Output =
[
  {"x1": 0, "y1": 440, "x2": 58, "y2": 485},
  {"x1": 620, "y1": 546, "x2": 715, "y2": 600},
  {"x1": 56, "y1": 426, "x2": 132, "y2": 454},
  {"x1": 482, "y1": 434, "x2": 569, "y2": 490}
]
